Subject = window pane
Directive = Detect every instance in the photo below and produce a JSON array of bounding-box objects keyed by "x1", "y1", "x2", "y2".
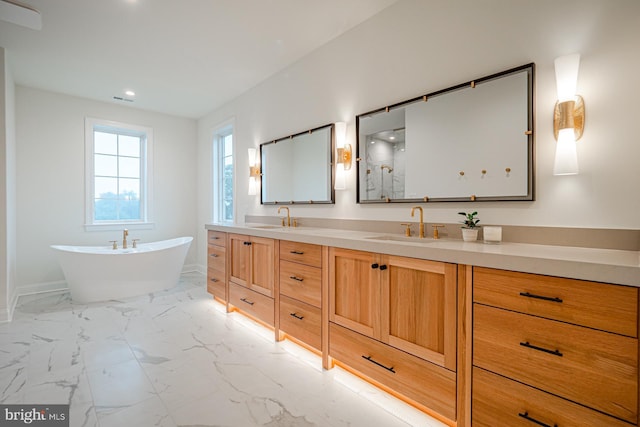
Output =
[
  {"x1": 119, "y1": 135, "x2": 140, "y2": 157},
  {"x1": 224, "y1": 134, "x2": 233, "y2": 155},
  {"x1": 94, "y1": 199, "x2": 117, "y2": 220},
  {"x1": 95, "y1": 177, "x2": 117, "y2": 198},
  {"x1": 119, "y1": 178, "x2": 140, "y2": 197},
  {"x1": 95, "y1": 132, "x2": 117, "y2": 155},
  {"x1": 119, "y1": 157, "x2": 140, "y2": 178},
  {"x1": 95, "y1": 154, "x2": 118, "y2": 176},
  {"x1": 119, "y1": 199, "x2": 141, "y2": 220}
]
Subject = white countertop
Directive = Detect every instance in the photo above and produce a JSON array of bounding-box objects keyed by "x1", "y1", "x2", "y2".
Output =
[{"x1": 205, "y1": 223, "x2": 640, "y2": 287}]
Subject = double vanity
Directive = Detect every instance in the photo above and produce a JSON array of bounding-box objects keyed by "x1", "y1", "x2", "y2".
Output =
[{"x1": 204, "y1": 221, "x2": 640, "y2": 427}]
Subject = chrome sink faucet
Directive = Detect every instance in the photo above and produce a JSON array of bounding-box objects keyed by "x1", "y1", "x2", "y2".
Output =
[
  {"x1": 123, "y1": 228, "x2": 129, "y2": 249},
  {"x1": 278, "y1": 206, "x2": 291, "y2": 227},
  {"x1": 411, "y1": 206, "x2": 425, "y2": 238}
]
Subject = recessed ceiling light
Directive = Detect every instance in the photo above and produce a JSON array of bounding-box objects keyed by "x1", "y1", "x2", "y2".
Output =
[
  {"x1": 125, "y1": 90, "x2": 135, "y2": 97},
  {"x1": 389, "y1": 136, "x2": 395, "y2": 140}
]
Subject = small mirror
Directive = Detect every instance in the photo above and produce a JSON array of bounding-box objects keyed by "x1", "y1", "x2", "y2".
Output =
[
  {"x1": 357, "y1": 64, "x2": 534, "y2": 203},
  {"x1": 261, "y1": 124, "x2": 334, "y2": 204}
]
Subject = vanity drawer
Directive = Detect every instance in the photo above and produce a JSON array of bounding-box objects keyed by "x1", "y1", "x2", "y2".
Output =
[
  {"x1": 279, "y1": 260, "x2": 322, "y2": 307},
  {"x1": 279, "y1": 296, "x2": 321, "y2": 350},
  {"x1": 472, "y1": 367, "x2": 631, "y2": 427},
  {"x1": 473, "y1": 267, "x2": 638, "y2": 337},
  {"x1": 329, "y1": 322, "x2": 456, "y2": 421},
  {"x1": 473, "y1": 304, "x2": 638, "y2": 423},
  {"x1": 208, "y1": 230, "x2": 226, "y2": 247},
  {"x1": 207, "y1": 245, "x2": 226, "y2": 271},
  {"x1": 279, "y1": 240, "x2": 322, "y2": 268},
  {"x1": 207, "y1": 267, "x2": 226, "y2": 301},
  {"x1": 229, "y1": 282, "x2": 274, "y2": 326}
]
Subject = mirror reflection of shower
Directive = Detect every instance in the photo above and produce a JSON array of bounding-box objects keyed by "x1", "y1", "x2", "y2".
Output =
[{"x1": 364, "y1": 128, "x2": 406, "y2": 200}]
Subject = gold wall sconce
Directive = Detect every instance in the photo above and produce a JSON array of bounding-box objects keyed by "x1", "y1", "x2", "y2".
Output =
[
  {"x1": 334, "y1": 122, "x2": 352, "y2": 190},
  {"x1": 553, "y1": 53, "x2": 584, "y2": 175},
  {"x1": 248, "y1": 148, "x2": 261, "y2": 195}
]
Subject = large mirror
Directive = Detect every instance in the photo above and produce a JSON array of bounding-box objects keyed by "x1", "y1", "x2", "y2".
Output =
[
  {"x1": 261, "y1": 124, "x2": 334, "y2": 204},
  {"x1": 357, "y1": 63, "x2": 534, "y2": 203}
]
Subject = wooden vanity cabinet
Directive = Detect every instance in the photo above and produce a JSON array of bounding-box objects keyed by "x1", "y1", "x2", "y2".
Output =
[
  {"x1": 228, "y1": 233, "x2": 275, "y2": 297},
  {"x1": 206, "y1": 230, "x2": 227, "y2": 301},
  {"x1": 228, "y1": 233, "x2": 276, "y2": 326},
  {"x1": 472, "y1": 267, "x2": 639, "y2": 426},
  {"x1": 328, "y1": 247, "x2": 458, "y2": 420},
  {"x1": 278, "y1": 240, "x2": 323, "y2": 351}
]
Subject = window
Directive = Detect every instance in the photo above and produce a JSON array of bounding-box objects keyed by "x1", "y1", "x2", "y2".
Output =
[
  {"x1": 85, "y1": 118, "x2": 153, "y2": 230},
  {"x1": 212, "y1": 122, "x2": 234, "y2": 223}
]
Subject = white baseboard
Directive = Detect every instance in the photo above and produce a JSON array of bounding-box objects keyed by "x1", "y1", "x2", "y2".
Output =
[{"x1": 182, "y1": 263, "x2": 205, "y2": 274}]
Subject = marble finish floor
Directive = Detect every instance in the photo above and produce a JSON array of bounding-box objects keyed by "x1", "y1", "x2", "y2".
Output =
[{"x1": 0, "y1": 273, "x2": 444, "y2": 427}]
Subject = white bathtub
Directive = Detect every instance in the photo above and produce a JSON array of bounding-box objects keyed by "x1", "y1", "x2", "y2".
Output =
[{"x1": 51, "y1": 236, "x2": 192, "y2": 303}]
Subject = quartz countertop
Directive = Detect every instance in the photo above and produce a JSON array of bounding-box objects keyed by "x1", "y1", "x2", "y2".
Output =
[{"x1": 205, "y1": 223, "x2": 640, "y2": 287}]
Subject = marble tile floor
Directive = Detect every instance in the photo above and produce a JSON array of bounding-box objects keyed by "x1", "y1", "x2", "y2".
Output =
[{"x1": 0, "y1": 273, "x2": 445, "y2": 427}]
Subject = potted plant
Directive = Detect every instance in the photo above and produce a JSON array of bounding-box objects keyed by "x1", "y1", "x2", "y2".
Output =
[{"x1": 459, "y1": 211, "x2": 480, "y2": 242}]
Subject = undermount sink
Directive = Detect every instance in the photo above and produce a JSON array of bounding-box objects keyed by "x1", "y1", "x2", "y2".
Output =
[{"x1": 365, "y1": 234, "x2": 438, "y2": 243}]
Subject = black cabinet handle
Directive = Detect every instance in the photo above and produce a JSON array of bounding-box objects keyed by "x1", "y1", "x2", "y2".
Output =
[
  {"x1": 518, "y1": 412, "x2": 557, "y2": 427},
  {"x1": 519, "y1": 292, "x2": 563, "y2": 303},
  {"x1": 362, "y1": 355, "x2": 396, "y2": 373},
  {"x1": 210, "y1": 278, "x2": 218, "y2": 283},
  {"x1": 289, "y1": 312, "x2": 304, "y2": 320},
  {"x1": 371, "y1": 263, "x2": 379, "y2": 269},
  {"x1": 243, "y1": 241, "x2": 252, "y2": 246},
  {"x1": 379, "y1": 264, "x2": 388, "y2": 270},
  {"x1": 240, "y1": 297, "x2": 254, "y2": 306},
  {"x1": 290, "y1": 250, "x2": 304, "y2": 255},
  {"x1": 289, "y1": 276, "x2": 304, "y2": 282},
  {"x1": 520, "y1": 341, "x2": 563, "y2": 357},
  {"x1": 209, "y1": 253, "x2": 218, "y2": 258},
  {"x1": 210, "y1": 236, "x2": 219, "y2": 240}
]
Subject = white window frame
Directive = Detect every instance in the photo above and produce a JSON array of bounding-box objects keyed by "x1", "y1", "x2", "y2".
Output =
[
  {"x1": 84, "y1": 117, "x2": 154, "y2": 231},
  {"x1": 212, "y1": 120, "x2": 234, "y2": 223}
]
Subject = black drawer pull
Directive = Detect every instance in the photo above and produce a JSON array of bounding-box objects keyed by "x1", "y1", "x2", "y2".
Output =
[
  {"x1": 371, "y1": 263, "x2": 379, "y2": 269},
  {"x1": 240, "y1": 297, "x2": 254, "y2": 306},
  {"x1": 210, "y1": 278, "x2": 218, "y2": 283},
  {"x1": 519, "y1": 292, "x2": 563, "y2": 303},
  {"x1": 210, "y1": 237, "x2": 219, "y2": 240},
  {"x1": 379, "y1": 264, "x2": 388, "y2": 271},
  {"x1": 289, "y1": 275, "x2": 304, "y2": 282},
  {"x1": 289, "y1": 312, "x2": 304, "y2": 320},
  {"x1": 243, "y1": 241, "x2": 252, "y2": 246},
  {"x1": 520, "y1": 341, "x2": 563, "y2": 357},
  {"x1": 362, "y1": 355, "x2": 396, "y2": 373},
  {"x1": 290, "y1": 250, "x2": 304, "y2": 255},
  {"x1": 209, "y1": 253, "x2": 218, "y2": 258},
  {"x1": 518, "y1": 412, "x2": 557, "y2": 427}
]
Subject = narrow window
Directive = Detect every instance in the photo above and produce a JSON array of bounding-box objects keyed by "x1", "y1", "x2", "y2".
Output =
[
  {"x1": 213, "y1": 123, "x2": 234, "y2": 223},
  {"x1": 85, "y1": 118, "x2": 153, "y2": 230}
]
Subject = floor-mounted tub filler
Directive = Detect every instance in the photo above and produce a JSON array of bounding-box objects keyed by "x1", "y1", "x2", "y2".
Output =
[{"x1": 51, "y1": 236, "x2": 192, "y2": 303}]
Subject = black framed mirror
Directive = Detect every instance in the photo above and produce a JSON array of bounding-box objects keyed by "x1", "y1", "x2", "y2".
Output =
[
  {"x1": 261, "y1": 123, "x2": 334, "y2": 204},
  {"x1": 356, "y1": 63, "x2": 535, "y2": 203}
]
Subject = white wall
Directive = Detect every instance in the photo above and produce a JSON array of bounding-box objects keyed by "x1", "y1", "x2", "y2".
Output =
[
  {"x1": 197, "y1": 0, "x2": 640, "y2": 268},
  {"x1": 16, "y1": 87, "x2": 198, "y2": 289}
]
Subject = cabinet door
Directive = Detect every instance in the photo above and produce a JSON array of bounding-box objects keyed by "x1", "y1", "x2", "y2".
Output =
[
  {"x1": 228, "y1": 234, "x2": 250, "y2": 287},
  {"x1": 249, "y1": 236, "x2": 275, "y2": 297},
  {"x1": 381, "y1": 256, "x2": 457, "y2": 370},
  {"x1": 329, "y1": 248, "x2": 380, "y2": 339}
]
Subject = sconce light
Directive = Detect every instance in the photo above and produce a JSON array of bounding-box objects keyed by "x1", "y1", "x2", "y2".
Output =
[
  {"x1": 334, "y1": 122, "x2": 351, "y2": 190},
  {"x1": 248, "y1": 148, "x2": 261, "y2": 196},
  {"x1": 553, "y1": 53, "x2": 585, "y2": 175}
]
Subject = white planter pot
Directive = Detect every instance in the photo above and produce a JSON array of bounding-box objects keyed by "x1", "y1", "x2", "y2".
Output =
[{"x1": 461, "y1": 228, "x2": 479, "y2": 242}]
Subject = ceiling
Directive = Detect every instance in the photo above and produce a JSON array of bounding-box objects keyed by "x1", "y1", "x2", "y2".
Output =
[{"x1": 0, "y1": 0, "x2": 399, "y2": 118}]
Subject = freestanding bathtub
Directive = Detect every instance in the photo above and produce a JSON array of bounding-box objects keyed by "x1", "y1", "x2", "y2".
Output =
[{"x1": 51, "y1": 236, "x2": 192, "y2": 303}]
